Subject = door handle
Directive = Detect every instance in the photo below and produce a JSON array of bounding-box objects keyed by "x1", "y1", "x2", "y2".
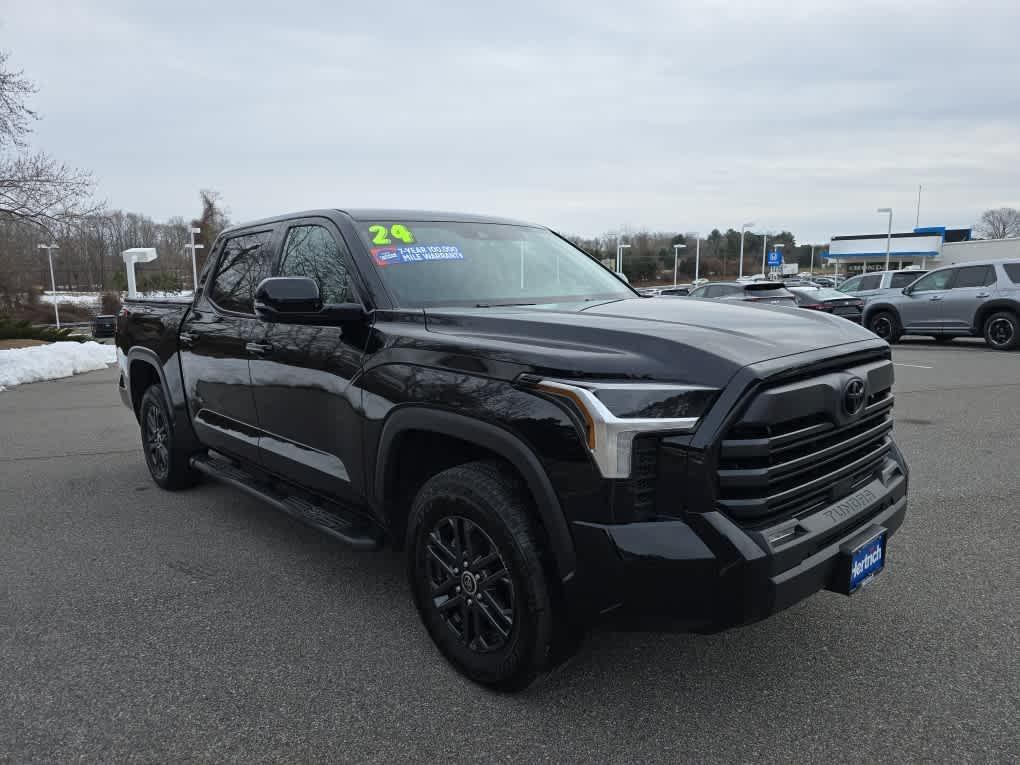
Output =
[
  {"x1": 179, "y1": 332, "x2": 195, "y2": 347},
  {"x1": 929, "y1": 296, "x2": 943, "y2": 301},
  {"x1": 976, "y1": 292, "x2": 991, "y2": 298},
  {"x1": 245, "y1": 342, "x2": 271, "y2": 355}
]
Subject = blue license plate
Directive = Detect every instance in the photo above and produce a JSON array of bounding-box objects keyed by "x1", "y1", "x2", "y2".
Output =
[{"x1": 849, "y1": 532, "x2": 886, "y2": 592}]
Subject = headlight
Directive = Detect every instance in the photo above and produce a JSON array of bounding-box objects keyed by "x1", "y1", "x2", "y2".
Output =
[{"x1": 523, "y1": 377, "x2": 717, "y2": 479}]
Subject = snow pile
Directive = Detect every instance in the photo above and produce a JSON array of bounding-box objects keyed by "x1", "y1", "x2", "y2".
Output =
[
  {"x1": 138, "y1": 290, "x2": 194, "y2": 302},
  {"x1": 0, "y1": 341, "x2": 117, "y2": 390},
  {"x1": 41, "y1": 292, "x2": 101, "y2": 306}
]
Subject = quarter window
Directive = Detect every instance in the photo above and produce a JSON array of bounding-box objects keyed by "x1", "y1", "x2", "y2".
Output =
[
  {"x1": 952, "y1": 265, "x2": 995, "y2": 289},
  {"x1": 280, "y1": 225, "x2": 354, "y2": 304},
  {"x1": 1003, "y1": 263, "x2": 1020, "y2": 284},
  {"x1": 208, "y1": 231, "x2": 274, "y2": 314}
]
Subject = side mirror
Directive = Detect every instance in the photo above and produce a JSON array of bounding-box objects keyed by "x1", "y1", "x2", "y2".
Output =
[
  {"x1": 902, "y1": 287, "x2": 912, "y2": 296},
  {"x1": 255, "y1": 277, "x2": 366, "y2": 324}
]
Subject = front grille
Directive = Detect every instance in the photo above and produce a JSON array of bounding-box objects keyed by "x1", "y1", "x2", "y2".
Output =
[{"x1": 716, "y1": 359, "x2": 894, "y2": 524}]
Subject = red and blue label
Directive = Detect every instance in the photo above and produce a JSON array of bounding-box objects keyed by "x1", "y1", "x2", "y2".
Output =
[{"x1": 371, "y1": 245, "x2": 464, "y2": 267}]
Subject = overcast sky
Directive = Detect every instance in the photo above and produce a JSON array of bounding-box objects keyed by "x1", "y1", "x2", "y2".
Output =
[{"x1": 4, "y1": 0, "x2": 1019, "y2": 242}]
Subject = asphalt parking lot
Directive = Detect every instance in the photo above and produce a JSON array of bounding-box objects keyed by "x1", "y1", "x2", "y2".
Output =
[{"x1": 1, "y1": 341, "x2": 1018, "y2": 762}]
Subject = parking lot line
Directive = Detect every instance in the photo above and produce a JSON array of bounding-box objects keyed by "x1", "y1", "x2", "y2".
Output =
[{"x1": 894, "y1": 362, "x2": 934, "y2": 369}]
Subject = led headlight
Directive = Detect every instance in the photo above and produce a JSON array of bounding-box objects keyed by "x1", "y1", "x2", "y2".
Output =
[{"x1": 526, "y1": 378, "x2": 717, "y2": 479}]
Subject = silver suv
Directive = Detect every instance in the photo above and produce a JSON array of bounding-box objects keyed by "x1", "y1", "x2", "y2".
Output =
[
  {"x1": 861, "y1": 259, "x2": 1020, "y2": 349},
  {"x1": 838, "y1": 269, "x2": 928, "y2": 300}
]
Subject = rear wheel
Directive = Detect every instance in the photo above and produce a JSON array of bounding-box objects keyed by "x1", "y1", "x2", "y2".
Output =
[
  {"x1": 406, "y1": 461, "x2": 573, "y2": 691},
  {"x1": 139, "y1": 384, "x2": 200, "y2": 490},
  {"x1": 983, "y1": 311, "x2": 1020, "y2": 350},
  {"x1": 868, "y1": 311, "x2": 902, "y2": 343}
]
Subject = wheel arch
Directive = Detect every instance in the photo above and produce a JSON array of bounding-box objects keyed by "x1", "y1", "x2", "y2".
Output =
[
  {"x1": 973, "y1": 300, "x2": 1020, "y2": 333},
  {"x1": 374, "y1": 407, "x2": 576, "y2": 583},
  {"x1": 126, "y1": 346, "x2": 202, "y2": 452}
]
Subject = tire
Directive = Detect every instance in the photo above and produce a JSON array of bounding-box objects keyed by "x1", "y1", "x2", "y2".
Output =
[
  {"x1": 406, "y1": 460, "x2": 573, "y2": 691},
  {"x1": 139, "y1": 384, "x2": 200, "y2": 490},
  {"x1": 983, "y1": 311, "x2": 1020, "y2": 351},
  {"x1": 867, "y1": 311, "x2": 902, "y2": 343}
]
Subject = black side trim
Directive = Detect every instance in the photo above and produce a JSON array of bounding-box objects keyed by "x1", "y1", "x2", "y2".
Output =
[{"x1": 374, "y1": 406, "x2": 576, "y2": 582}]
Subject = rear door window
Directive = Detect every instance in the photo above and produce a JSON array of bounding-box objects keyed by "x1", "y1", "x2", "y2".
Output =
[
  {"x1": 839, "y1": 276, "x2": 863, "y2": 293},
  {"x1": 208, "y1": 231, "x2": 275, "y2": 314},
  {"x1": 890, "y1": 272, "x2": 926, "y2": 288},
  {"x1": 952, "y1": 265, "x2": 995, "y2": 288},
  {"x1": 858, "y1": 274, "x2": 882, "y2": 290}
]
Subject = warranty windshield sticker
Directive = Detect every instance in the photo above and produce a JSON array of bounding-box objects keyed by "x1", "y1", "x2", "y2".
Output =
[{"x1": 371, "y1": 245, "x2": 464, "y2": 266}]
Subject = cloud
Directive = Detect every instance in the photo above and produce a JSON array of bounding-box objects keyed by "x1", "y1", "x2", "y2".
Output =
[{"x1": 4, "y1": 0, "x2": 1019, "y2": 242}]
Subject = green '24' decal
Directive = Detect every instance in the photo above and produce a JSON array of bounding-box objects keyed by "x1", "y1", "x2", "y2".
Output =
[{"x1": 368, "y1": 224, "x2": 416, "y2": 245}]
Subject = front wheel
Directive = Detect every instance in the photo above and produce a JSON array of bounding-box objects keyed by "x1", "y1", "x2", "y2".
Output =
[
  {"x1": 984, "y1": 311, "x2": 1020, "y2": 350},
  {"x1": 406, "y1": 461, "x2": 574, "y2": 691},
  {"x1": 867, "y1": 311, "x2": 902, "y2": 343}
]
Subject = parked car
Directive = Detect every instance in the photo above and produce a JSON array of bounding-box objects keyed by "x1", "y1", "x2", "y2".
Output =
[
  {"x1": 658, "y1": 284, "x2": 692, "y2": 296},
  {"x1": 862, "y1": 259, "x2": 1020, "y2": 349},
  {"x1": 789, "y1": 287, "x2": 865, "y2": 322},
  {"x1": 91, "y1": 314, "x2": 117, "y2": 337},
  {"x1": 117, "y1": 208, "x2": 909, "y2": 690},
  {"x1": 838, "y1": 269, "x2": 928, "y2": 302},
  {"x1": 687, "y1": 281, "x2": 798, "y2": 305}
]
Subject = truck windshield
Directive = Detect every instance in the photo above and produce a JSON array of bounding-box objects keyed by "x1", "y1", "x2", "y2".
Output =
[{"x1": 356, "y1": 221, "x2": 634, "y2": 307}]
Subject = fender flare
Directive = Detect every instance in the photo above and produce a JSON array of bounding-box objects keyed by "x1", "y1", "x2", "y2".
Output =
[
  {"x1": 862, "y1": 302, "x2": 901, "y2": 328},
  {"x1": 973, "y1": 300, "x2": 1020, "y2": 334},
  {"x1": 126, "y1": 346, "x2": 202, "y2": 451},
  {"x1": 374, "y1": 407, "x2": 576, "y2": 583}
]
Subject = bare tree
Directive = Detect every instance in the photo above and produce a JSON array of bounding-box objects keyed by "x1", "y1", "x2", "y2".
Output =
[
  {"x1": 975, "y1": 207, "x2": 1020, "y2": 240},
  {"x1": 0, "y1": 50, "x2": 98, "y2": 235}
]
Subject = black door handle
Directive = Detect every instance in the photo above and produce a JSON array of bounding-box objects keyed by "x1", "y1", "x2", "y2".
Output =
[{"x1": 245, "y1": 342, "x2": 271, "y2": 355}]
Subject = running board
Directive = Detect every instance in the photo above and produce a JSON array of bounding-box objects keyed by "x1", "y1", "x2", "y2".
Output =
[{"x1": 190, "y1": 454, "x2": 382, "y2": 551}]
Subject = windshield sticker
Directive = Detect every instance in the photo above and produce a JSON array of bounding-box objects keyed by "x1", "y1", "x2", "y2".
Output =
[
  {"x1": 368, "y1": 224, "x2": 416, "y2": 245},
  {"x1": 371, "y1": 245, "x2": 464, "y2": 266}
]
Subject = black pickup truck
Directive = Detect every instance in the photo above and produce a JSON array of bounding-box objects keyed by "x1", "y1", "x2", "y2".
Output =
[{"x1": 117, "y1": 209, "x2": 909, "y2": 690}]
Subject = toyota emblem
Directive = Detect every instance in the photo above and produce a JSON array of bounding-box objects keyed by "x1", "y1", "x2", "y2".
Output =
[{"x1": 843, "y1": 378, "x2": 866, "y2": 416}]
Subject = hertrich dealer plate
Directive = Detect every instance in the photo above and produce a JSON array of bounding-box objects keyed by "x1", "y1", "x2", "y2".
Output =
[{"x1": 849, "y1": 531, "x2": 886, "y2": 592}]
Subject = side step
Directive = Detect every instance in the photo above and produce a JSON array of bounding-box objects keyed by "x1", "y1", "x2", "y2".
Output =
[{"x1": 190, "y1": 453, "x2": 383, "y2": 551}]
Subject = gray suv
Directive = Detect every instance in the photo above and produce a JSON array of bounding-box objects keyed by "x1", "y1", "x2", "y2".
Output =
[
  {"x1": 862, "y1": 259, "x2": 1020, "y2": 349},
  {"x1": 839, "y1": 269, "x2": 928, "y2": 300}
]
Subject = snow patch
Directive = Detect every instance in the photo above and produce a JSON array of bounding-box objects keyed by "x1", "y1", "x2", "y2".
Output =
[
  {"x1": 0, "y1": 341, "x2": 117, "y2": 389},
  {"x1": 40, "y1": 292, "x2": 100, "y2": 306}
]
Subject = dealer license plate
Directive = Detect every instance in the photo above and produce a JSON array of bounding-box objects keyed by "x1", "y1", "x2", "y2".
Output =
[{"x1": 849, "y1": 531, "x2": 886, "y2": 592}]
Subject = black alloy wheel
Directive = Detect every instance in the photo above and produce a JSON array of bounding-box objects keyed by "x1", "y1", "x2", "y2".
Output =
[
  {"x1": 425, "y1": 516, "x2": 516, "y2": 653},
  {"x1": 984, "y1": 311, "x2": 1019, "y2": 350},
  {"x1": 138, "y1": 384, "x2": 200, "y2": 490},
  {"x1": 868, "y1": 311, "x2": 902, "y2": 343},
  {"x1": 143, "y1": 399, "x2": 171, "y2": 481}
]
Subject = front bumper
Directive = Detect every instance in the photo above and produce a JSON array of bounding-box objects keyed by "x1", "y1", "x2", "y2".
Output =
[{"x1": 570, "y1": 460, "x2": 908, "y2": 632}]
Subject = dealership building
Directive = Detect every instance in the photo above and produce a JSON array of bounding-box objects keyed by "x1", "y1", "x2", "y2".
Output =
[{"x1": 826, "y1": 226, "x2": 1020, "y2": 274}]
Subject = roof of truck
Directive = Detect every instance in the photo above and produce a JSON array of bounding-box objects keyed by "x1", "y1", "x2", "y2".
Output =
[{"x1": 221, "y1": 209, "x2": 543, "y2": 235}]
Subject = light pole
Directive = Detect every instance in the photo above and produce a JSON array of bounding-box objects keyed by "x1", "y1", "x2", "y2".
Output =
[
  {"x1": 760, "y1": 232, "x2": 769, "y2": 277},
  {"x1": 695, "y1": 235, "x2": 702, "y2": 283},
  {"x1": 616, "y1": 243, "x2": 630, "y2": 273},
  {"x1": 673, "y1": 243, "x2": 687, "y2": 285},
  {"x1": 915, "y1": 185, "x2": 921, "y2": 228},
  {"x1": 37, "y1": 243, "x2": 60, "y2": 328},
  {"x1": 810, "y1": 245, "x2": 815, "y2": 275},
  {"x1": 738, "y1": 222, "x2": 754, "y2": 279},
  {"x1": 877, "y1": 207, "x2": 893, "y2": 270},
  {"x1": 186, "y1": 226, "x2": 203, "y2": 291}
]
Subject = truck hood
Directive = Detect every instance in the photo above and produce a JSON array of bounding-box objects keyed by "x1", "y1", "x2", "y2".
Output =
[{"x1": 423, "y1": 297, "x2": 883, "y2": 387}]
